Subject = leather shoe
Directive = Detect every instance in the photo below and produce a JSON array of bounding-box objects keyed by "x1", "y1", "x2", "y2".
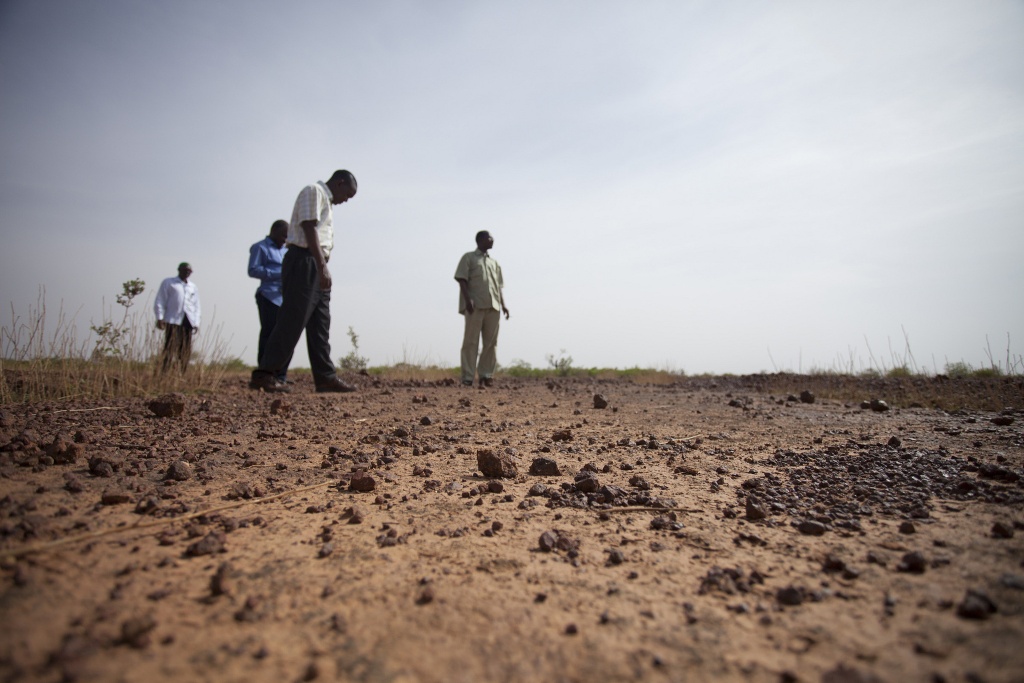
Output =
[
  {"x1": 315, "y1": 376, "x2": 358, "y2": 393},
  {"x1": 249, "y1": 374, "x2": 290, "y2": 393}
]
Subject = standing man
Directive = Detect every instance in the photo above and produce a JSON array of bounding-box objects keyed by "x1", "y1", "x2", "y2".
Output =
[
  {"x1": 455, "y1": 230, "x2": 509, "y2": 387},
  {"x1": 249, "y1": 170, "x2": 358, "y2": 393},
  {"x1": 248, "y1": 219, "x2": 290, "y2": 383},
  {"x1": 154, "y1": 262, "x2": 201, "y2": 372}
]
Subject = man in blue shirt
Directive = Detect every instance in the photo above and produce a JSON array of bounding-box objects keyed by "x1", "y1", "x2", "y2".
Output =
[{"x1": 248, "y1": 220, "x2": 290, "y2": 382}]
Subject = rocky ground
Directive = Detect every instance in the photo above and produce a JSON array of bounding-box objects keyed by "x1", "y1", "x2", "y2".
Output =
[{"x1": 0, "y1": 374, "x2": 1021, "y2": 683}]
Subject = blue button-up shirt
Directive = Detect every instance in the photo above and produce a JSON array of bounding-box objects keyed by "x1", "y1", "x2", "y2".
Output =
[{"x1": 248, "y1": 236, "x2": 288, "y2": 306}]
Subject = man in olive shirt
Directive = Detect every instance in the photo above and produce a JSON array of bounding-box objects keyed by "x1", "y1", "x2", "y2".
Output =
[{"x1": 454, "y1": 230, "x2": 509, "y2": 387}]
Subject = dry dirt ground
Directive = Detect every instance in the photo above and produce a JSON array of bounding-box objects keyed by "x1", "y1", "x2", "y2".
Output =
[{"x1": 0, "y1": 375, "x2": 1022, "y2": 683}]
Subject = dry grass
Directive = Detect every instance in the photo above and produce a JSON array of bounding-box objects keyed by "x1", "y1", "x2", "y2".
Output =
[{"x1": 1, "y1": 292, "x2": 234, "y2": 404}]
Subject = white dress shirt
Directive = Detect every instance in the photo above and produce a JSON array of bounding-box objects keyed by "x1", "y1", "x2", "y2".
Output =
[
  {"x1": 287, "y1": 181, "x2": 334, "y2": 260},
  {"x1": 154, "y1": 277, "x2": 201, "y2": 328}
]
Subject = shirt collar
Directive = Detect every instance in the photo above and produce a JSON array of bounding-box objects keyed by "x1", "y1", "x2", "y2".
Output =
[
  {"x1": 318, "y1": 180, "x2": 333, "y2": 203},
  {"x1": 475, "y1": 248, "x2": 488, "y2": 257}
]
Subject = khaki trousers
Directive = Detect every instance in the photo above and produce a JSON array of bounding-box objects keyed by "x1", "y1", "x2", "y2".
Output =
[{"x1": 461, "y1": 308, "x2": 500, "y2": 383}]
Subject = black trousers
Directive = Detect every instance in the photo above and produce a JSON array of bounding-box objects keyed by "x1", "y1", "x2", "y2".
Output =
[
  {"x1": 161, "y1": 317, "x2": 193, "y2": 372},
  {"x1": 255, "y1": 292, "x2": 291, "y2": 381},
  {"x1": 252, "y1": 247, "x2": 336, "y2": 383}
]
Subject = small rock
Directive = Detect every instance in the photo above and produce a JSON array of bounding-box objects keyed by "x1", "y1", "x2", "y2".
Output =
[
  {"x1": 185, "y1": 531, "x2": 226, "y2": 557},
  {"x1": 898, "y1": 521, "x2": 916, "y2": 535},
  {"x1": 538, "y1": 530, "x2": 559, "y2": 552},
  {"x1": 991, "y1": 416, "x2": 1014, "y2": 426},
  {"x1": 529, "y1": 457, "x2": 560, "y2": 476},
  {"x1": 416, "y1": 585, "x2": 435, "y2": 605},
  {"x1": 797, "y1": 520, "x2": 828, "y2": 536},
  {"x1": 992, "y1": 521, "x2": 1014, "y2": 539},
  {"x1": 887, "y1": 436, "x2": 902, "y2": 448},
  {"x1": 799, "y1": 390, "x2": 815, "y2": 404},
  {"x1": 477, "y1": 449, "x2": 518, "y2": 478},
  {"x1": 822, "y1": 554, "x2": 846, "y2": 573},
  {"x1": 897, "y1": 551, "x2": 927, "y2": 574},
  {"x1": 869, "y1": 399, "x2": 890, "y2": 412},
  {"x1": 776, "y1": 586, "x2": 805, "y2": 606},
  {"x1": 120, "y1": 615, "x2": 157, "y2": 649},
  {"x1": 349, "y1": 471, "x2": 377, "y2": 492},
  {"x1": 607, "y1": 549, "x2": 625, "y2": 565},
  {"x1": 210, "y1": 562, "x2": 233, "y2": 596},
  {"x1": 745, "y1": 495, "x2": 767, "y2": 521},
  {"x1": 574, "y1": 471, "x2": 600, "y2": 494},
  {"x1": 346, "y1": 505, "x2": 368, "y2": 524},
  {"x1": 593, "y1": 394, "x2": 609, "y2": 409},
  {"x1": 551, "y1": 429, "x2": 573, "y2": 442},
  {"x1": 822, "y1": 664, "x2": 885, "y2": 683},
  {"x1": 100, "y1": 489, "x2": 131, "y2": 506},
  {"x1": 147, "y1": 393, "x2": 185, "y2": 418},
  {"x1": 269, "y1": 399, "x2": 290, "y2": 415},
  {"x1": 164, "y1": 460, "x2": 192, "y2": 482},
  {"x1": 420, "y1": 416, "x2": 433, "y2": 426},
  {"x1": 957, "y1": 589, "x2": 997, "y2": 620}
]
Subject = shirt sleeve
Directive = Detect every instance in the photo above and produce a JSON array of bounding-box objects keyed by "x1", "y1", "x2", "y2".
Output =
[
  {"x1": 248, "y1": 243, "x2": 264, "y2": 279},
  {"x1": 154, "y1": 279, "x2": 168, "y2": 320},
  {"x1": 454, "y1": 253, "x2": 470, "y2": 280},
  {"x1": 294, "y1": 185, "x2": 321, "y2": 226}
]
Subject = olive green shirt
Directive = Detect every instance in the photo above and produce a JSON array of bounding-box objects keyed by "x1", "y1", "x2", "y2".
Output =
[{"x1": 455, "y1": 249, "x2": 504, "y2": 314}]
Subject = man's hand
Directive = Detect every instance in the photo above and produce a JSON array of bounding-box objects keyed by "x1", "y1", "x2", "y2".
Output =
[
  {"x1": 502, "y1": 305, "x2": 510, "y2": 320},
  {"x1": 465, "y1": 299, "x2": 475, "y2": 315},
  {"x1": 319, "y1": 266, "x2": 332, "y2": 291},
  {"x1": 156, "y1": 320, "x2": 166, "y2": 330}
]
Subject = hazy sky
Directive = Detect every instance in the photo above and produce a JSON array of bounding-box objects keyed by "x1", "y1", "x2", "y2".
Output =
[{"x1": 2, "y1": 1, "x2": 1022, "y2": 375}]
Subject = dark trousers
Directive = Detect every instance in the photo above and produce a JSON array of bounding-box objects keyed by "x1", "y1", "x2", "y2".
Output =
[
  {"x1": 161, "y1": 317, "x2": 193, "y2": 372},
  {"x1": 252, "y1": 248, "x2": 336, "y2": 383},
  {"x1": 255, "y1": 292, "x2": 291, "y2": 381}
]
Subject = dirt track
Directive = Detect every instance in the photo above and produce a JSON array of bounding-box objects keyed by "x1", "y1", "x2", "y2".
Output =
[{"x1": 0, "y1": 375, "x2": 1022, "y2": 683}]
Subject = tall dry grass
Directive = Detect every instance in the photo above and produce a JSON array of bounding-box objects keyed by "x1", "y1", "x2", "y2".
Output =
[{"x1": 1, "y1": 289, "x2": 235, "y2": 404}]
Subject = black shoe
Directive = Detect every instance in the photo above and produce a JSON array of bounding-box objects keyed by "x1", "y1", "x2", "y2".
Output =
[
  {"x1": 315, "y1": 377, "x2": 358, "y2": 393},
  {"x1": 249, "y1": 374, "x2": 290, "y2": 393},
  {"x1": 461, "y1": 380, "x2": 474, "y2": 387},
  {"x1": 480, "y1": 377, "x2": 494, "y2": 388}
]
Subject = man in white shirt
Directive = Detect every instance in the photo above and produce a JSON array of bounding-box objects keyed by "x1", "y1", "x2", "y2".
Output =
[
  {"x1": 154, "y1": 262, "x2": 201, "y2": 372},
  {"x1": 249, "y1": 170, "x2": 358, "y2": 393}
]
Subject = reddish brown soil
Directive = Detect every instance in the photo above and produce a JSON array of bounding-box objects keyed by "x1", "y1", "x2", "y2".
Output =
[{"x1": 0, "y1": 375, "x2": 1022, "y2": 683}]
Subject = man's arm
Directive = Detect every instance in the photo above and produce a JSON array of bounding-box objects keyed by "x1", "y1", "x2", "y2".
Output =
[
  {"x1": 499, "y1": 288, "x2": 509, "y2": 320},
  {"x1": 248, "y1": 243, "x2": 270, "y2": 280},
  {"x1": 455, "y1": 277, "x2": 475, "y2": 314},
  {"x1": 154, "y1": 280, "x2": 168, "y2": 329},
  {"x1": 302, "y1": 220, "x2": 331, "y2": 291}
]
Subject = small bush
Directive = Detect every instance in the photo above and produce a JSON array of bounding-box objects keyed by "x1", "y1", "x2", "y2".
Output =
[
  {"x1": 339, "y1": 326, "x2": 369, "y2": 372},
  {"x1": 546, "y1": 349, "x2": 574, "y2": 377}
]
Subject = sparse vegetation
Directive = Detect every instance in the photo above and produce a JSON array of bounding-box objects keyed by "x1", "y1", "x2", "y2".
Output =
[
  {"x1": 339, "y1": 326, "x2": 369, "y2": 373},
  {"x1": 90, "y1": 278, "x2": 145, "y2": 360},
  {"x1": 546, "y1": 349, "x2": 574, "y2": 376},
  {"x1": 1, "y1": 286, "x2": 233, "y2": 403}
]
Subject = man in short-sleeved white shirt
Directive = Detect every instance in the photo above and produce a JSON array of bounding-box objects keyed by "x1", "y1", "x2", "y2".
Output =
[{"x1": 249, "y1": 170, "x2": 358, "y2": 394}]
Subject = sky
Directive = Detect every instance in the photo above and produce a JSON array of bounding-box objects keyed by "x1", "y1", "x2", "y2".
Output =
[{"x1": 1, "y1": 0, "x2": 1022, "y2": 375}]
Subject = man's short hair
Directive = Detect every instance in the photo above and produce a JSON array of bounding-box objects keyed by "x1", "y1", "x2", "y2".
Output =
[
  {"x1": 270, "y1": 219, "x2": 288, "y2": 232},
  {"x1": 328, "y1": 169, "x2": 357, "y2": 190},
  {"x1": 475, "y1": 230, "x2": 490, "y2": 243}
]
